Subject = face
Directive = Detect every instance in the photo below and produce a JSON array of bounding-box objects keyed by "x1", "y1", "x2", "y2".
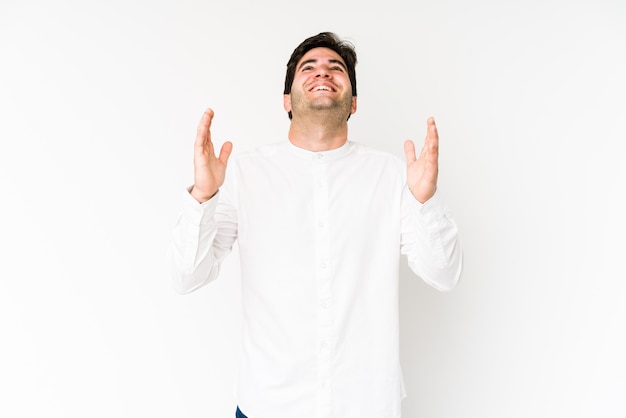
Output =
[{"x1": 284, "y1": 47, "x2": 357, "y2": 120}]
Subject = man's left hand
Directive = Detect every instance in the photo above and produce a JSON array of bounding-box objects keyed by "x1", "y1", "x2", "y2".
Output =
[{"x1": 403, "y1": 117, "x2": 439, "y2": 203}]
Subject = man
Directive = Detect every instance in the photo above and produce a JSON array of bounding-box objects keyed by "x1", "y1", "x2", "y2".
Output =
[{"x1": 169, "y1": 32, "x2": 462, "y2": 418}]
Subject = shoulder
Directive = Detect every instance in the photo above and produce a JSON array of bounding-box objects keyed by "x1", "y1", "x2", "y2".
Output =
[
  {"x1": 230, "y1": 141, "x2": 286, "y2": 163},
  {"x1": 348, "y1": 141, "x2": 405, "y2": 170}
]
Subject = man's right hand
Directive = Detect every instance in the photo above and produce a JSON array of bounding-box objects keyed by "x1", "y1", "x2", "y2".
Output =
[{"x1": 190, "y1": 108, "x2": 233, "y2": 203}]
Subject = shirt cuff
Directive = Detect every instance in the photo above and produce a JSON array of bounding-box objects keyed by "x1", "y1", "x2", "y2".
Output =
[
  {"x1": 181, "y1": 186, "x2": 219, "y2": 226},
  {"x1": 405, "y1": 188, "x2": 449, "y2": 225}
]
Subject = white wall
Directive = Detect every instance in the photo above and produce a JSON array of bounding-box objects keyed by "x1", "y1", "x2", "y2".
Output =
[{"x1": 1, "y1": 0, "x2": 624, "y2": 417}]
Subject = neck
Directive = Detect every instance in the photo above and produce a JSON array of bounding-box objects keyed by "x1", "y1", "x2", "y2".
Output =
[{"x1": 288, "y1": 111, "x2": 349, "y2": 152}]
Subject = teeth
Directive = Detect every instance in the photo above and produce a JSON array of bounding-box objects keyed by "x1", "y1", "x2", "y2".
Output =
[{"x1": 314, "y1": 86, "x2": 331, "y2": 91}]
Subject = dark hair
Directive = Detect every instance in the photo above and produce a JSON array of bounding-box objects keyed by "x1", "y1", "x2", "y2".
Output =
[{"x1": 284, "y1": 32, "x2": 358, "y2": 119}]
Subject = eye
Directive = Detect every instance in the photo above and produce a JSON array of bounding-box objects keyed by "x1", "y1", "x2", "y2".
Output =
[{"x1": 331, "y1": 65, "x2": 344, "y2": 71}]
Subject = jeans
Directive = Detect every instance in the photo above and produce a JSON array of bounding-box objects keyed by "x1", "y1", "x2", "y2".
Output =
[{"x1": 236, "y1": 406, "x2": 248, "y2": 418}]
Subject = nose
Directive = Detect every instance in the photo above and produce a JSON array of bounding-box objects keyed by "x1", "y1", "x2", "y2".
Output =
[{"x1": 316, "y1": 66, "x2": 331, "y2": 78}]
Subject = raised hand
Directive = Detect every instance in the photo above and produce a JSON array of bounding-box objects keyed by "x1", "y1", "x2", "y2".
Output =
[
  {"x1": 403, "y1": 117, "x2": 439, "y2": 204},
  {"x1": 190, "y1": 108, "x2": 233, "y2": 203}
]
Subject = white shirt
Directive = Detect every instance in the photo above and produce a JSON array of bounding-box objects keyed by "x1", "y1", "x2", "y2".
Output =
[{"x1": 169, "y1": 140, "x2": 462, "y2": 418}]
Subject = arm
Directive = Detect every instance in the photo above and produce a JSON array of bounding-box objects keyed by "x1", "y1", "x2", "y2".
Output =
[
  {"x1": 401, "y1": 117, "x2": 462, "y2": 290},
  {"x1": 168, "y1": 108, "x2": 236, "y2": 294},
  {"x1": 168, "y1": 188, "x2": 238, "y2": 294},
  {"x1": 400, "y1": 188, "x2": 462, "y2": 291}
]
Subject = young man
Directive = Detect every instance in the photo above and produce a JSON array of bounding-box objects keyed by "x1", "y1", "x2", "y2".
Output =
[{"x1": 169, "y1": 32, "x2": 462, "y2": 418}]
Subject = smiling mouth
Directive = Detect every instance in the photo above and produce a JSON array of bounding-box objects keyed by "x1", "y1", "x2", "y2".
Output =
[{"x1": 310, "y1": 85, "x2": 334, "y2": 92}]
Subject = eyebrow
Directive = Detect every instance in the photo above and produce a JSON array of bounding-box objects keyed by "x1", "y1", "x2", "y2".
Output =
[{"x1": 298, "y1": 58, "x2": 347, "y2": 71}]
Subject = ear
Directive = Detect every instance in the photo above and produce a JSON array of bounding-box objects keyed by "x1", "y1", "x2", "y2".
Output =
[
  {"x1": 350, "y1": 96, "x2": 357, "y2": 115},
  {"x1": 283, "y1": 94, "x2": 292, "y2": 113}
]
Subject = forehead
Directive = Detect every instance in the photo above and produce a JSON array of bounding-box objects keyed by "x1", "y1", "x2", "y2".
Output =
[{"x1": 297, "y1": 47, "x2": 345, "y2": 66}]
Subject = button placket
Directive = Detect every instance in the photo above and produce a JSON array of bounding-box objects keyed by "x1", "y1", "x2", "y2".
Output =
[{"x1": 312, "y1": 157, "x2": 332, "y2": 417}]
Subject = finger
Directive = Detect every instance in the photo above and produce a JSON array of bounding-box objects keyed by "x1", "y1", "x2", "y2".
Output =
[
  {"x1": 195, "y1": 108, "x2": 215, "y2": 149},
  {"x1": 423, "y1": 117, "x2": 439, "y2": 158},
  {"x1": 403, "y1": 140, "x2": 417, "y2": 164},
  {"x1": 427, "y1": 116, "x2": 437, "y2": 136},
  {"x1": 218, "y1": 141, "x2": 233, "y2": 165},
  {"x1": 426, "y1": 116, "x2": 439, "y2": 147}
]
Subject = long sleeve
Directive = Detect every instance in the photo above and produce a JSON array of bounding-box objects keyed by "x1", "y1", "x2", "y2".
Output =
[
  {"x1": 167, "y1": 187, "x2": 238, "y2": 294},
  {"x1": 400, "y1": 187, "x2": 463, "y2": 291}
]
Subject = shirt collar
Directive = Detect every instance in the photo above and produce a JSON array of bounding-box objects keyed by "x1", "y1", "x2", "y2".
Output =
[{"x1": 286, "y1": 140, "x2": 354, "y2": 162}]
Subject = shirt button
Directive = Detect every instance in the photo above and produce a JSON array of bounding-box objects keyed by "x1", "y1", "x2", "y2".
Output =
[
  {"x1": 320, "y1": 262, "x2": 327, "y2": 269},
  {"x1": 317, "y1": 153, "x2": 324, "y2": 159}
]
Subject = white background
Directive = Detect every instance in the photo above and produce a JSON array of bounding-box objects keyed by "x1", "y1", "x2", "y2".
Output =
[{"x1": 1, "y1": 0, "x2": 625, "y2": 417}]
